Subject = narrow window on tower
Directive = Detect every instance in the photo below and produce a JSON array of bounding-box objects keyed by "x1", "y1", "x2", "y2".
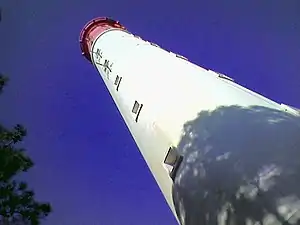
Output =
[
  {"x1": 150, "y1": 42, "x2": 160, "y2": 48},
  {"x1": 132, "y1": 101, "x2": 139, "y2": 113},
  {"x1": 217, "y1": 72, "x2": 234, "y2": 82},
  {"x1": 164, "y1": 146, "x2": 183, "y2": 181},
  {"x1": 175, "y1": 54, "x2": 188, "y2": 61},
  {"x1": 114, "y1": 75, "x2": 122, "y2": 91},
  {"x1": 132, "y1": 100, "x2": 143, "y2": 122},
  {"x1": 114, "y1": 75, "x2": 120, "y2": 85}
]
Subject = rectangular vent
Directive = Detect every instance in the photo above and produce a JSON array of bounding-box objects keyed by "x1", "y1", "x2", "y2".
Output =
[
  {"x1": 164, "y1": 146, "x2": 183, "y2": 181},
  {"x1": 114, "y1": 75, "x2": 122, "y2": 91},
  {"x1": 132, "y1": 101, "x2": 143, "y2": 122},
  {"x1": 217, "y1": 73, "x2": 234, "y2": 81},
  {"x1": 134, "y1": 35, "x2": 142, "y2": 39},
  {"x1": 132, "y1": 101, "x2": 140, "y2": 114},
  {"x1": 114, "y1": 75, "x2": 120, "y2": 85},
  {"x1": 176, "y1": 54, "x2": 188, "y2": 61},
  {"x1": 150, "y1": 42, "x2": 160, "y2": 47}
]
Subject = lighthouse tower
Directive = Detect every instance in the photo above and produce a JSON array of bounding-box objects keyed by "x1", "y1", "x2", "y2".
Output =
[{"x1": 80, "y1": 17, "x2": 300, "y2": 225}]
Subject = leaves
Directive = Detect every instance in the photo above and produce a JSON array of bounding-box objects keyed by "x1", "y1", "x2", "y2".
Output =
[
  {"x1": 0, "y1": 180, "x2": 52, "y2": 225},
  {"x1": 0, "y1": 124, "x2": 27, "y2": 146},
  {"x1": 0, "y1": 74, "x2": 52, "y2": 224},
  {"x1": 0, "y1": 146, "x2": 34, "y2": 182},
  {"x1": 0, "y1": 124, "x2": 32, "y2": 182},
  {"x1": 0, "y1": 74, "x2": 9, "y2": 94},
  {"x1": 0, "y1": 125, "x2": 52, "y2": 225}
]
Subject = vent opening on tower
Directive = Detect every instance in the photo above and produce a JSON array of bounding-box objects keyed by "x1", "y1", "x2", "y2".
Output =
[
  {"x1": 114, "y1": 75, "x2": 122, "y2": 91},
  {"x1": 114, "y1": 75, "x2": 120, "y2": 85},
  {"x1": 217, "y1": 72, "x2": 234, "y2": 81},
  {"x1": 150, "y1": 42, "x2": 160, "y2": 47},
  {"x1": 175, "y1": 54, "x2": 188, "y2": 61},
  {"x1": 164, "y1": 147, "x2": 183, "y2": 181},
  {"x1": 134, "y1": 35, "x2": 142, "y2": 40},
  {"x1": 132, "y1": 101, "x2": 143, "y2": 122}
]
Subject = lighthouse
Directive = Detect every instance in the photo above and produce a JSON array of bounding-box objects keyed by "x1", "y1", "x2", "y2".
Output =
[{"x1": 80, "y1": 17, "x2": 300, "y2": 225}]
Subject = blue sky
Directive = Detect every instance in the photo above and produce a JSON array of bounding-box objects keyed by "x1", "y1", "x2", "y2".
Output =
[{"x1": 0, "y1": 0, "x2": 299, "y2": 224}]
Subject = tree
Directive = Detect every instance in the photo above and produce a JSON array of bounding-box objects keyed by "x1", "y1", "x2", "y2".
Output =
[
  {"x1": 0, "y1": 74, "x2": 52, "y2": 225},
  {"x1": 0, "y1": 75, "x2": 8, "y2": 94},
  {"x1": 172, "y1": 105, "x2": 300, "y2": 225}
]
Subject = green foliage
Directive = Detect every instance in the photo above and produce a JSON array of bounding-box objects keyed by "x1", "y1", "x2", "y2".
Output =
[
  {"x1": 0, "y1": 124, "x2": 32, "y2": 182},
  {"x1": 0, "y1": 75, "x2": 52, "y2": 225},
  {"x1": 0, "y1": 75, "x2": 9, "y2": 94}
]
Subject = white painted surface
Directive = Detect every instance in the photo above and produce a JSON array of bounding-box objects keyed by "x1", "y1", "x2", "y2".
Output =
[{"x1": 90, "y1": 28, "x2": 299, "y2": 223}]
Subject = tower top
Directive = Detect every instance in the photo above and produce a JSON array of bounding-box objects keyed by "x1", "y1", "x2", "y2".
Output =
[{"x1": 79, "y1": 17, "x2": 125, "y2": 62}]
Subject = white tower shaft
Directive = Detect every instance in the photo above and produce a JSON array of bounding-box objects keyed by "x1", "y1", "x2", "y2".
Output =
[{"x1": 80, "y1": 18, "x2": 300, "y2": 225}]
